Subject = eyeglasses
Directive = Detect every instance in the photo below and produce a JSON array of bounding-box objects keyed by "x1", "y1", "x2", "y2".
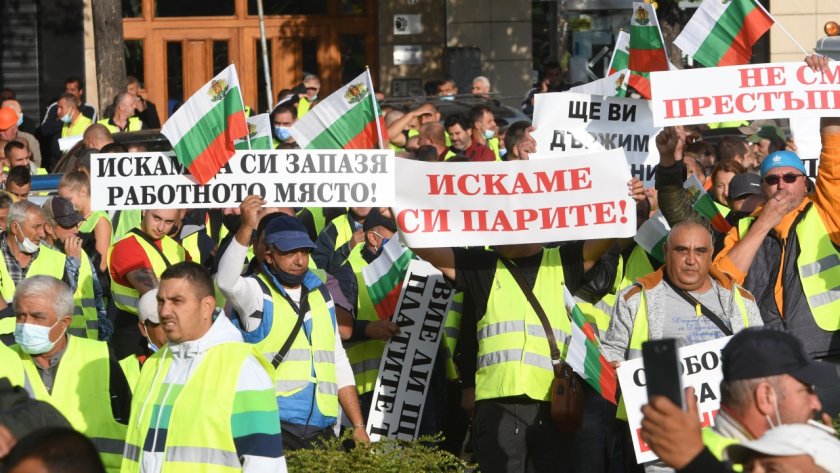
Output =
[{"x1": 763, "y1": 173, "x2": 805, "y2": 186}]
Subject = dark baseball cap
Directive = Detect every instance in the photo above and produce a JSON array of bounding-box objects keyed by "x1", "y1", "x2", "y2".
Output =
[
  {"x1": 722, "y1": 328, "x2": 839, "y2": 387},
  {"x1": 728, "y1": 173, "x2": 761, "y2": 200},
  {"x1": 263, "y1": 214, "x2": 316, "y2": 252},
  {"x1": 746, "y1": 125, "x2": 786, "y2": 144},
  {"x1": 363, "y1": 208, "x2": 397, "y2": 233},
  {"x1": 45, "y1": 196, "x2": 85, "y2": 228}
]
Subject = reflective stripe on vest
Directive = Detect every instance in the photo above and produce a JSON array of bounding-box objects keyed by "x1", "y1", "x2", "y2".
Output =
[
  {"x1": 15, "y1": 337, "x2": 126, "y2": 472},
  {"x1": 739, "y1": 206, "x2": 840, "y2": 331},
  {"x1": 108, "y1": 232, "x2": 185, "y2": 315},
  {"x1": 255, "y1": 273, "x2": 339, "y2": 417},
  {"x1": 344, "y1": 244, "x2": 386, "y2": 395},
  {"x1": 475, "y1": 248, "x2": 569, "y2": 402},
  {"x1": 122, "y1": 342, "x2": 270, "y2": 473}
]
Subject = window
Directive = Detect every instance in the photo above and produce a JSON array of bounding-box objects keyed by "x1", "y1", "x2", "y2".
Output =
[
  {"x1": 155, "y1": 0, "x2": 234, "y2": 17},
  {"x1": 247, "y1": 0, "x2": 327, "y2": 16},
  {"x1": 166, "y1": 42, "x2": 183, "y2": 116}
]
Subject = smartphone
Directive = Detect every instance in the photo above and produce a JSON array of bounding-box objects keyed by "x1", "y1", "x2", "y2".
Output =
[{"x1": 642, "y1": 338, "x2": 685, "y2": 410}]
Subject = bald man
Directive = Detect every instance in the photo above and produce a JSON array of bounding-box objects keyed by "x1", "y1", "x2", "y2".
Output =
[{"x1": 82, "y1": 124, "x2": 114, "y2": 151}]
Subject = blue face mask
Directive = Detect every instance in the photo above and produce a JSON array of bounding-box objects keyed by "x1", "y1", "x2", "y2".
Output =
[
  {"x1": 440, "y1": 95, "x2": 455, "y2": 101},
  {"x1": 500, "y1": 148, "x2": 508, "y2": 158},
  {"x1": 376, "y1": 238, "x2": 390, "y2": 257},
  {"x1": 483, "y1": 128, "x2": 496, "y2": 140},
  {"x1": 146, "y1": 336, "x2": 159, "y2": 353},
  {"x1": 15, "y1": 320, "x2": 64, "y2": 355},
  {"x1": 266, "y1": 263, "x2": 305, "y2": 287},
  {"x1": 274, "y1": 126, "x2": 291, "y2": 141},
  {"x1": 60, "y1": 113, "x2": 72, "y2": 124},
  {"x1": 16, "y1": 114, "x2": 23, "y2": 127}
]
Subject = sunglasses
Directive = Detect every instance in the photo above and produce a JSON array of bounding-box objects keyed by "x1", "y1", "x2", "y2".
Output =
[{"x1": 763, "y1": 173, "x2": 805, "y2": 186}]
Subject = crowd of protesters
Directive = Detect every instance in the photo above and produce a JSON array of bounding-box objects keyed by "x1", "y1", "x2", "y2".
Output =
[{"x1": 0, "y1": 52, "x2": 839, "y2": 473}]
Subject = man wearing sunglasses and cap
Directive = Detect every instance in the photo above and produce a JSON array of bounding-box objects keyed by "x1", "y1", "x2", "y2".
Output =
[{"x1": 713, "y1": 54, "x2": 840, "y2": 416}]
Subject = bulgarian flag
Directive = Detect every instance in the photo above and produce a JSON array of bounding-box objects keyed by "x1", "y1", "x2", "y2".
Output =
[
  {"x1": 563, "y1": 286, "x2": 618, "y2": 404},
  {"x1": 609, "y1": 30, "x2": 652, "y2": 99},
  {"x1": 161, "y1": 64, "x2": 247, "y2": 185},
  {"x1": 684, "y1": 174, "x2": 732, "y2": 233},
  {"x1": 362, "y1": 238, "x2": 415, "y2": 320},
  {"x1": 569, "y1": 70, "x2": 629, "y2": 97},
  {"x1": 674, "y1": 0, "x2": 773, "y2": 67},
  {"x1": 629, "y1": 2, "x2": 669, "y2": 73},
  {"x1": 290, "y1": 69, "x2": 387, "y2": 149},
  {"x1": 635, "y1": 210, "x2": 670, "y2": 263},
  {"x1": 234, "y1": 113, "x2": 273, "y2": 150}
]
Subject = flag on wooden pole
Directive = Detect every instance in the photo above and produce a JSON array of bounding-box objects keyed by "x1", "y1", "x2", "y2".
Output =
[
  {"x1": 234, "y1": 113, "x2": 273, "y2": 150},
  {"x1": 161, "y1": 64, "x2": 247, "y2": 185},
  {"x1": 674, "y1": 0, "x2": 773, "y2": 67},
  {"x1": 289, "y1": 70, "x2": 387, "y2": 149},
  {"x1": 609, "y1": 30, "x2": 653, "y2": 99}
]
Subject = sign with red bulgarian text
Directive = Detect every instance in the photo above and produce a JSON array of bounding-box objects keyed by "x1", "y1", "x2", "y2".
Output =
[
  {"x1": 617, "y1": 336, "x2": 731, "y2": 464},
  {"x1": 650, "y1": 62, "x2": 840, "y2": 127},
  {"x1": 393, "y1": 150, "x2": 635, "y2": 248}
]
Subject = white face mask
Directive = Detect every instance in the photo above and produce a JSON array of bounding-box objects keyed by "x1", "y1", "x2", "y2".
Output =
[
  {"x1": 764, "y1": 386, "x2": 784, "y2": 429},
  {"x1": 14, "y1": 223, "x2": 39, "y2": 254}
]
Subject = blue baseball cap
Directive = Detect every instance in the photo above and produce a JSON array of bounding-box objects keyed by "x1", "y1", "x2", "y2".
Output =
[
  {"x1": 760, "y1": 151, "x2": 806, "y2": 177},
  {"x1": 263, "y1": 214, "x2": 316, "y2": 252}
]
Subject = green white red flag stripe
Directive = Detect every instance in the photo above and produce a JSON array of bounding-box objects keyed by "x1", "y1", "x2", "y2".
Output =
[
  {"x1": 290, "y1": 70, "x2": 387, "y2": 149},
  {"x1": 362, "y1": 237, "x2": 415, "y2": 320},
  {"x1": 629, "y1": 2, "x2": 669, "y2": 73},
  {"x1": 234, "y1": 113, "x2": 273, "y2": 150},
  {"x1": 608, "y1": 30, "x2": 630, "y2": 97},
  {"x1": 609, "y1": 30, "x2": 651, "y2": 99},
  {"x1": 674, "y1": 0, "x2": 773, "y2": 67},
  {"x1": 563, "y1": 286, "x2": 618, "y2": 404},
  {"x1": 161, "y1": 64, "x2": 247, "y2": 185},
  {"x1": 635, "y1": 210, "x2": 669, "y2": 263},
  {"x1": 684, "y1": 175, "x2": 733, "y2": 233}
]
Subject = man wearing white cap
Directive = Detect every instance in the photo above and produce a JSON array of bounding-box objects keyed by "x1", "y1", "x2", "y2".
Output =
[
  {"x1": 726, "y1": 423, "x2": 840, "y2": 473},
  {"x1": 118, "y1": 289, "x2": 167, "y2": 391}
]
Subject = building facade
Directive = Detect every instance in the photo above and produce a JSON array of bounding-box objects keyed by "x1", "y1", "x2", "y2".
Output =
[{"x1": 1, "y1": 0, "x2": 838, "y2": 124}]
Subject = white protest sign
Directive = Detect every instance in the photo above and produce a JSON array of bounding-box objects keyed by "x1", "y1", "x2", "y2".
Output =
[
  {"x1": 367, "y1": 259, "x2": 453, "y2": 441},
  {"x1": 790, "y1": 116, "x2": 822, "y2": 178},
  {"x1": 90, "y1": 150, "x2": 395, "y2": 210},
  {"x1": 393, "y1": 150, "x2": 635, "y2": 248},
  {"x1": 617, "y1": 336, "x2": 731, "y2": 464},
  {"x1": 532, "y1": 92, "x2": 661, "y2": 186},
  {"x1": 650, "y1": 62, "x2": 840, "y2": 126}
]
